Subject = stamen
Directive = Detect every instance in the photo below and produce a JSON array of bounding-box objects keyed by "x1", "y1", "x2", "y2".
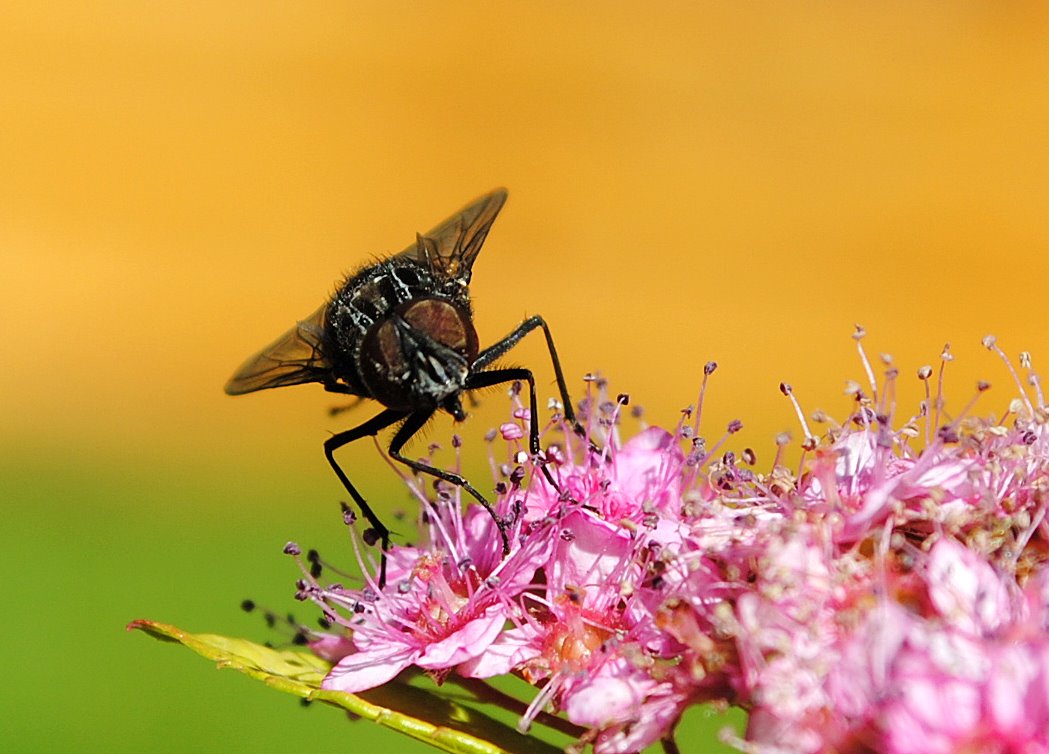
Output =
[
  {"x1": 983, "y1": 334, "x2": 1034, "y2": 416},
  {"x1": 853, "y1": 324, "x2": 879, "y2": 404},
  {"x1": 933, "y1": 342, "x2": 952, "y2": 433},
  {"x1": 918, "y1": 364, "x2": 933, "y2": 447},
  {"x1": 692, "y1": 360, "x2": 718, "y2": 437},
  {"x1": 779, "y1": 382, "x2": 815, "y2": 447}
]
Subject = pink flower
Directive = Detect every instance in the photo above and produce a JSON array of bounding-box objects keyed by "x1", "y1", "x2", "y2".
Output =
[
  {"x1": 320, "y1": 544, "x2": 510, "y2": 693},
  {"x1": 295, "y1": 336, "x2": 1049, "y2": 754},
  {"x1": 462, "y1": 508, "x2": 685, "y2": 751},
  {"x1": 297, "y1": 483, "x2": 550, "y2": 694}
]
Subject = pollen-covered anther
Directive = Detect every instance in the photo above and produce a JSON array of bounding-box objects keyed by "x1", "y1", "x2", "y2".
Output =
[
  {"x1": 937, "y1": 425, "x2": 960, "y2": 443},
  {"x1": 499, "y1": 422, "x2": 524, "y2": 441},
  {"x1": 620, "y1": 518, "x2": 639, "y2": 535},
  {"x1": 563, "y1": 584, "x2": 585, "y2": 606}
]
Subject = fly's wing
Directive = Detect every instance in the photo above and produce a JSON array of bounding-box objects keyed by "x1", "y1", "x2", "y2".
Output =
[
  {"x1": 224, "y1": 302, "x2": 335, "y2": 395},
  {"x1": 397, "y1": 188, "x2": 508, "y2": 282}
]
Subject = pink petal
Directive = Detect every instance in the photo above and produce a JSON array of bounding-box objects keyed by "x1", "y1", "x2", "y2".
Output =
[
  {"x1": 562, "y1": 658, "x2": 659, "y2": 728},
  {"x1": 322, "y1": 645, "x2": 418, "y2": 693},
  {"x1": 308, "y1": 634, "x2": 356, "y2": 663},
  {"x1": 613, "y1": 427, "x2": 683, "y2": 511},
  {"x1": 417, "y1": 605, "x2": 507, "y2": 669},
  {"x1": 459, "y1": 625, "x2": 541, "y2": 678},
  {"x1": 551, "y1": 510, "x2": 632, "y2": 593},
  {"x1": 927, "y1": 538, "x2": 1010, "y2": 635}
]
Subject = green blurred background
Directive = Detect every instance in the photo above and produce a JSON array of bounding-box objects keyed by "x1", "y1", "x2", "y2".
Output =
[{"x1": 4, "y1": 2, "x2": 1049, "y2": 751}]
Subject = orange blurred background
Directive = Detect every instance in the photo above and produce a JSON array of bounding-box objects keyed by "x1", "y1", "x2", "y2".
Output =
[{"x1": 4, "y1": 3, "x2": 1049, "y2": 752}]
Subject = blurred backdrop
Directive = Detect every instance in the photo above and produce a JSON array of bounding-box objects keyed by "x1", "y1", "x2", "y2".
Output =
[{"x1": 4, "y1": 2, "x2": 1049, "y2": 752}]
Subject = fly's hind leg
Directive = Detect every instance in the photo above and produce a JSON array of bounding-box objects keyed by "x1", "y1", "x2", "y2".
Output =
[{"x1": 323, "y1": 408, "x2": 409, "y2": 587}]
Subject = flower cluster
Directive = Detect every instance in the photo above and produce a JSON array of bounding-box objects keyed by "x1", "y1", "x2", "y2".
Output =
[{"x1": 291, "y1": 335, "x2": 1049, "y2": 754}]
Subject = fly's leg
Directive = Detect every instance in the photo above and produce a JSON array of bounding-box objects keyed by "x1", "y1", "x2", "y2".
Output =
[
  {"x1": 323, "y1": 408, "x2": 409, "y2": 587},
  {"x1": 387, "y1": 409, "x2": 511, "y2": 556},
  {"x1": 473, "y1": 315, "x2": 595, "y2": 461},
  {"x1": 473, "y1": 316, "x2": 586, "y2": 437},
  {"x1": 465, "y1": 366, "x2": 563, "y2": 497}
]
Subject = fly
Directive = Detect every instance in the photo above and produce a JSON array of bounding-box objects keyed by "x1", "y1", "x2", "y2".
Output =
[{"x1": 225, "y1": 189, "x2": 578, "y2": 585}]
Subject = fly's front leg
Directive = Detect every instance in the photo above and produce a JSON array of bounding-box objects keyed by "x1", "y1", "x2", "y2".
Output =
[
  {"x1": 467, "y1": 366, "x2": 568, "y2": 504},
  {"x1": 323, "y1": 408, "x2": 408, "y2": 587},
  {"x1": 474, "y1": 315, "x2": 590, "y2": 445}
]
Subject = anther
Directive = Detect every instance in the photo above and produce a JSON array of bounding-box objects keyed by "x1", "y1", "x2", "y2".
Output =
[
  {"x1": 937, "y1": 426, "x2": 959, "y2": 444},
  {"x1": 340, "y1": 502, "x2": 357, "y2": 526}
]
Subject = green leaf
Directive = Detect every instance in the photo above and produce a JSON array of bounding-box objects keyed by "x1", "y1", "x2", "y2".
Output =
[{"x1": 127, "y1": 620, "x2": 563, "y2": 754}]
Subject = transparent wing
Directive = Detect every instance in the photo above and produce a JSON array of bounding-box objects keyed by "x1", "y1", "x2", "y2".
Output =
[
  {"x1": 224, "y1": 302, "x2": 335, "y2": 395},
  {"x1": 395, "y1": 188, "x2": 508, "y2": 282}
]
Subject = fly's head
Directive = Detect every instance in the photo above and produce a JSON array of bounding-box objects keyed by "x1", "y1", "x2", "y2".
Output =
[{"x1": 357, "y1": 297, "x2": 479, "y2": 419}]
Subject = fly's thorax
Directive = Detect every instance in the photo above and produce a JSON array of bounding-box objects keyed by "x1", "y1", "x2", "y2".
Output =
[
  {"x1": 327, "y1": 260, "x2": 468, "y2": 346},
  {"x1": 356, "y1": 297, "x2": 479, "y2": 412},
  {"x1": 324, "y1": 257, "x2": 469, "y2": 389}
]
